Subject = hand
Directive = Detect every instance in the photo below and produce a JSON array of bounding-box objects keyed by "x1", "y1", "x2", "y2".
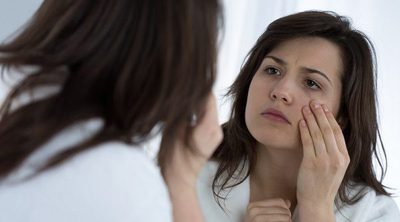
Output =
[
  {"x1": 164, "y1": 93, "x2": 223, "y2": 222},
  {"x1": 164, "y1": 93, "x2": 223, "y2": 187},
  {"x1": 296, "y1": 101, "x2": 350, "y2": 220},
  {"x1": 245, "y1": 198, "x2": 292, "y2": 222}
]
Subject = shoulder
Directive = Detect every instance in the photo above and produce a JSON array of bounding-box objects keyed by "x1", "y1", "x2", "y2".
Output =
[
  {"x1": 64, "y1": 141, "x2": 165, "y2": 189},
  {"x1": 335, "y1": 184, "x2": 400, "y2": 222},
  {"x1": 0, "y1": 140, "x2": 172, "y2": 222}
]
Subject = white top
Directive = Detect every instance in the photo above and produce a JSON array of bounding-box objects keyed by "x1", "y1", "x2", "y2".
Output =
[
  {"x1": 197, "y1": 161, "x2": 400, "y2": 222},
  {"x1": 0, "y1": 119, "x2": 172, "y2": 222}
]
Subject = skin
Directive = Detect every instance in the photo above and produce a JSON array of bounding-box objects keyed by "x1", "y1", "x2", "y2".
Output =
[
  {"x1": 164, "y1": 94, "x2": 223, "y2": 222},
  {"x1": 244, "y1": 37, "x2": 350, "y2": 222}
]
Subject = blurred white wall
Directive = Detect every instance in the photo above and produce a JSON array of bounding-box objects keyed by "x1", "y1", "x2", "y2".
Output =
[
  {"x1": 0, "y1": 0, "x2": 43, "y2": 103},
  {"x1": 1, "y1": 0, "x2": 400, "y2": 208}
]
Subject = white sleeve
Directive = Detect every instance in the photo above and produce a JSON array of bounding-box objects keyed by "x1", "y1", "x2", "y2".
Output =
[
  {"x1": 335, "y1": 187, "x2": 400, "y2": 222},
  {"x1": 365, "y1": 194, "x2": 400, "y2": 222},
  {"x1": 0, "y1": 142, "x2": 173, "y2": 222}
]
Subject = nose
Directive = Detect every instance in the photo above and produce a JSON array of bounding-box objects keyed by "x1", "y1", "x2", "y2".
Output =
[{"x1": 270, "y1": 79, "x2": 293, "y2": 104}]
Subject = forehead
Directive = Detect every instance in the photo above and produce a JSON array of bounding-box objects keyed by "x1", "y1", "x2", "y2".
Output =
[{"x1": 265, "y1": 37, "x2": 344, "y2": 81}]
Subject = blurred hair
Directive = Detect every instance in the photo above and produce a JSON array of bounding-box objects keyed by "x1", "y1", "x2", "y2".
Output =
[{"x1": 0, "y1": 0, "x2": 222, "y2": 178}]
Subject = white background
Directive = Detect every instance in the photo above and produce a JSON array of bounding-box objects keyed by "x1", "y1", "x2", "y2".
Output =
[{"x1": 1, "y1": 0, "x2": 399, "y2": 208}]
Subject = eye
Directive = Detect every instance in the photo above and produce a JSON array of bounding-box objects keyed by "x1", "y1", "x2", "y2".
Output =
[
  {"x1": 264, "y1": 67, "x2": 280, "y2": 75},
  {"x1": 305, "y1": 79, "x2": 321, "y2": 90}
]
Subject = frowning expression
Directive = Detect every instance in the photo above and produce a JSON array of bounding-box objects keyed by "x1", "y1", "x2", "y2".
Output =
[{"x1": 245, "y1": 37, "x2": 343, "y2": 150}]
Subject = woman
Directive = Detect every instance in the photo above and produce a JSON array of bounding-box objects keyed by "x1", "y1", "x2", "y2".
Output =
[
  {"x1": 0, "y1": 0, "x2": 222, "y2": 222},
  {"x1": 197, "y1": 11, "x2": 400, "y2": 222}
]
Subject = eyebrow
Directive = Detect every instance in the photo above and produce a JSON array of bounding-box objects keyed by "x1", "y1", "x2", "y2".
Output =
[{"x1": 264, "y1": 55, "x2": 333, "y2": 86}]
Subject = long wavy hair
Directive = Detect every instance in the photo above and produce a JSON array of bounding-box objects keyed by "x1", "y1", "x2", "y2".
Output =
[
  {"x1": 212, "y1": 11, "x2": 389, "y2": 207},
  {"x1": 0, "y1": 0, "x2": 222, "y2": 179}
]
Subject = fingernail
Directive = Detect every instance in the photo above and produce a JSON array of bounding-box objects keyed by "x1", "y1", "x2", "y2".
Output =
[
  {"x1": 303, "y1": 106, "x2": 311, "y2": 114},
  {"x1": 313, "y1": 102, "x2": 321, "y2": 109},
  {"x1": 322, "y1": 104, "x2": 329, "y2": 112}
]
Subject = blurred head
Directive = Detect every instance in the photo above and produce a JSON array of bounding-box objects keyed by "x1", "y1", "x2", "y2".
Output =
[
  {"x1": 213, "y1": 11, "x2": 388, "y2": 205},
  {"x1": 0, "y1": 0, "x2": 222, "y2": 177}
]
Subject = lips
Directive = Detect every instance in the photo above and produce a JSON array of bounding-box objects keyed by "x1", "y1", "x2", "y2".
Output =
[{"x1": 261, "y1": 108, "x2": 291, "y2": 124}]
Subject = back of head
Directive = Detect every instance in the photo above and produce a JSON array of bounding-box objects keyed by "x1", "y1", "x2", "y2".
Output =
[
  {"x1": 212, "y1": 11, "x2": 388, "y2": 206},
  {"x1": 0, "y1": 0, "x2": 222, "y2": 178}
]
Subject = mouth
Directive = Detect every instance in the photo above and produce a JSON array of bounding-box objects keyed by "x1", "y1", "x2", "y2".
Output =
[{"x1": 261, "y1": 108, "x2": 291, "y2": 125}]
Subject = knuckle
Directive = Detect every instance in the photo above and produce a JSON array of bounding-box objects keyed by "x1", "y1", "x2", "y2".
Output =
[
  {"x1": 341, "y1": 155, "x2": 351, "y2": 167},
  {"x1": 332, "y1": 125, "x2": 342, "y2": 135},
  {"x1": 208, "y1": 126, "x2": 223, "y2": 142},
  {"x1": 330, "y1": 156, "x2": 348, "y2": 171},
  {"x1": 344, "y1": 154, "x2": 351, "y2": 164},
  {"x1": 331, "y1": 161, "x2": 342, "y2": 171},
  {"x1": 321, "y1": 126, "x2": 332, "y2": 135}
]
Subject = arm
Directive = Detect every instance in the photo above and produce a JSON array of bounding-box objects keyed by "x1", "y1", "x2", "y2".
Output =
[
  {"x1": 164, "y1": 94, "x2": 223, "y2": 222},
  {"x1": 165, "y1": 164, "x2": 205, "y2": 222},
  {"x1": 366, "y1": 194, "x2": 400, "y2": 222}
]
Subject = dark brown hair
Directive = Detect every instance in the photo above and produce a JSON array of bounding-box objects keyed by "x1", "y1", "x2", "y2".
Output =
[
  {"x1": 212, "y1": 11, "x2": 389, "y2": 207},
  {"x1": 0, "y1": 0, "x2": 222, "y2": 179}
]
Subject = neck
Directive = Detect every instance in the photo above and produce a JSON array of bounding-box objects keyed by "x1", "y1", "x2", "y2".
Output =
[{"x1": 250, "y1": 143, "x2": 303, "y2": 211}]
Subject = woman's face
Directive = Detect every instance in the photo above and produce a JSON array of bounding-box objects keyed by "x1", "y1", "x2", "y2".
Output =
[{"x1": 245, "y1": 37, "x2": 343, "y2": 150}]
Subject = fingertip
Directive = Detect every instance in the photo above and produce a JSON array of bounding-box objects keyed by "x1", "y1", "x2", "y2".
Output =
[
  {"x1": 299, "y1": 119, "x2": 306, "y2": 128},
  {"x1": 322, "y1": 104, "x2": 329, "y2": 113},
  {"x1": 285, "y1": 199, "x2": 291, "y2": 208},
  {"x1": 302, "y1": 106, "x2": 312, "y2": 115}
]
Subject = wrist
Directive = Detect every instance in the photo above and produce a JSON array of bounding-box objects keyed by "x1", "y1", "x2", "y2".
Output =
[
  {"x1": 297, "y1": 201, "x2": 335, "y2": 222},
  {"x1": 164, "y1": 173, "x2": 197, "y2": 196},
  {"x1": 163, "y1": 164, "x2": 198, "y2": 189},
  {"x1": 164, "y1": 178, "x2": 204, "y2": 222}
]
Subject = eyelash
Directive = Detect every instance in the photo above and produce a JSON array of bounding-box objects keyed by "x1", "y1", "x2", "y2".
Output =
[
  {"x1": 264, "y1": 67, "x2": 280, "y2": 75},
  {"x1": 263, "y1": 67, "x2": 322, "y2": 90},
  {"x1": 305, "y1": 79, "x2": 321, "y2": 90}
]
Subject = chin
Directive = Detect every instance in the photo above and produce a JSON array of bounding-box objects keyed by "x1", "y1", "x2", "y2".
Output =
[
  {"x1": 252, "y1": 131, "x2": 300, "y2": 150},
  {"x1": 260, "y1": 141, "x2": 299, "y2": 151}
]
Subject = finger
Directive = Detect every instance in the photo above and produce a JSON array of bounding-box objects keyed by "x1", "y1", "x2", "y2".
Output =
[
  {"x1": 248, "y1": 198, "x2": 290, "y2": 209},
  {"x1": 302, "y1": 105, "x2": 326, "y2": 156},
  {"x1": 195, "y1": 93, "x2": 219, "y2": 127},
  {"x1": 192, "y1": 93, "x2": 223, "y2": 157},
  {"x1": 247, "y1": 206, "x2": 291, "y2": 218},
  {"x1": 309, "y1": 101, "x2": 339, "y2": 155},
  {"x1": 299, "y1": 119, "x2": 315, "y2": 160},
  {"x1": 251, "y1": 214, "x2": 291, "y2": 222},
  {"x1": 322, "y1": 104, "x2": 348, "y2": 157}
]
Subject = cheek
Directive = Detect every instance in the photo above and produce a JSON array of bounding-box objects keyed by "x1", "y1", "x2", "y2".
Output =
[
  {"x1": 245, "y1": 84, "x2": 258, "y2": 125},
  {"x1": 245, "y1": 78, "x2": 265, "y2": 111},
  {"x1": 245, "y1": 77, "x2": 269, "y2": 129},
  {"x1": 299, "y1": 94, "x2": 341, "y2": 118},
  {"x1": 330, "y1": 92, "x2": 342, "y2": 117},
  {"x1": 295, "y1": 96, "x2": 312, "y2": 119},
  {"x1": 316, "y1": 93, "x2": 341, "y2": 117}
]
